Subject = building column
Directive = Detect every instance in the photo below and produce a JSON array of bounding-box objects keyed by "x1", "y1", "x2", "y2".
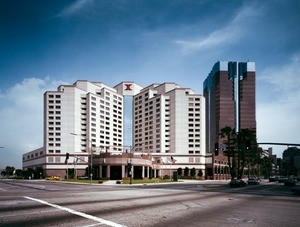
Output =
[
  {"x1": 142, "y1": 166, "x2": 145, "y2": 178},
  {"x1": 147, "y1": 166, "x2": 150, "y2": 178},
  {"x1": 122, "y1": 165, "x2": 125, "y2": 178},
  {"x1": 131, "y1": 165, "x2": 134, "y2": 179},
  {"x1": 99, "y1": 165, "x2": 102, "y2": 178}
]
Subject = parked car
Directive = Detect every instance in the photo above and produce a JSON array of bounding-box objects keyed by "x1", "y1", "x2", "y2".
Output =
[
  {"x1": 284, "y1": 176, "x2": 296, "y2": 186},
  {"x1": 291, "y1": 186, "x2": 300, "y2": 195},
  {"x1": 269, "y1": 176, "x2": 276, "y2": 182},
  {"x1": 278, "y1": 176, "x2": 288, "y2": 183},
  {"x1": 45, "y1": 176, "x2": 60, "y2": 181},
  {"x1": 230, "y1": 179, "x2": 246, "y2": 187},
  {"x1": 247, "y1": 177, "x2": 260, "y2": 185}
]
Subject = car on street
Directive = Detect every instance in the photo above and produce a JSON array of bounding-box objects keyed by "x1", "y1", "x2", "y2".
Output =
[
  {"x1": 278, "y1": 176, "x2": 288, "y2": 183},
  {"x1": 230, "y1": 178, "x2": 246, "y2": 187},
  {"x1": 247, "y1": 177, "x2": 260, "y2": 185},
  {"x1": 284, "y1": 176, "x2": 296, "y2": 186},
  {"x1": 291, "y1": 186, "x2": 300, "y2": 195},
  {"x1": 45, "y1": 176, "x2": 60, "y2": 181},
  {"x1": 269, "y1": 176, "x2": 277, "y2": 182}
]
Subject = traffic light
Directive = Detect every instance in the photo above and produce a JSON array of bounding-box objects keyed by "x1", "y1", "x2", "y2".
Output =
[
  {"x1": 214, "y1": 142, "x2": 219, "y2": 156},
  {"x1": 66, "y1": 152, "x2": 69, "y2": 160}
]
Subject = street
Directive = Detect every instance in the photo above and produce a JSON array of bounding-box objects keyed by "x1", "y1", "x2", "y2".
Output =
[{"x1": 0, "y1": 179, "x2": 299, "y2": 226}]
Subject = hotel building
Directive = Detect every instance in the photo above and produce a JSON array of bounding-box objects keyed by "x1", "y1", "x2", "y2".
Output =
[
  {"x1": 132, "y1": 83, "x2": 206, "y2": 176},
  {"x1": 23, "y1": 81, "x2": 206, "y2": 179}
]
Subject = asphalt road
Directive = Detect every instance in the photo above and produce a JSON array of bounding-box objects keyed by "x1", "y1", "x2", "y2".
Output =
[{"x1": 0, "y1": 179, "x2": 299, "y2": 227}]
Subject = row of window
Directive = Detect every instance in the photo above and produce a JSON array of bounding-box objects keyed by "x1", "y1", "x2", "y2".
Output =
[
  {"x1": 48, "y1": 127, "x2": 61, "y2": 131},
  {"x1": 48, "y1": 105, "x2": 61, "y2": 109},
  {"x1": 49, "y1": 100, "x2": 61, "y2": 104},
  {"x1": 48, "y1": 111, "x2": 61, "y2": 115},
  {"x1": 23, "y1": 151, "x2": 44, "y2": 160},
  {"x1": 188, "y1": 97, "x2": 201, "y2": 102},
  {"x1": 48, "y1": 94, "x2": 61, "y2": 99},
  {"x1": 48, "y1": 150, "x2": 61, "y2": 153}
]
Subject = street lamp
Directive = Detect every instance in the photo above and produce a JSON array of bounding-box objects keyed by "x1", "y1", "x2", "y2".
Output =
[
  {"x1": 70, "y1": 133, "x2": 93, "y2": 184},
  {"x1": 126, "y1": 145, "x2": 139, "y2": 185},
  {"x1": 126, "y1": 148, "x2": 133, "y2": 185}
]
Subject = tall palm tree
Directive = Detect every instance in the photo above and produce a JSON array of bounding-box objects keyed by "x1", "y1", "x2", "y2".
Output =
[
  {"x1": 219, "y1": 126, "x2": 236, "y2": 179},
  {"x1": 236, "y1": 128, "x2": 254, "y2": 179}
]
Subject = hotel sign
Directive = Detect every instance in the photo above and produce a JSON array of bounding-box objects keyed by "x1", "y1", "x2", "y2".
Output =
[{"x1": 124, "y1": 83, "x2": 133, "y2": 91}]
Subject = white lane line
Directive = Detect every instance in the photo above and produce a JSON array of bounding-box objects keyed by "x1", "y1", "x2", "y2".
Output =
[{"x1": 24, "y1": 196, "x2": 126, "y2": 227}]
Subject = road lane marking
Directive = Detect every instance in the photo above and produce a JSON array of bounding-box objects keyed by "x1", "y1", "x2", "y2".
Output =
[{"x1": 24, "y1": 196, "x2": 126, "y2": 227}]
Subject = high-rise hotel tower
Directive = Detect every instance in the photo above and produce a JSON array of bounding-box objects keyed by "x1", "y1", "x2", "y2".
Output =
[{"x1": 133, "y1": 83, "x2": 206, "y2": 165}]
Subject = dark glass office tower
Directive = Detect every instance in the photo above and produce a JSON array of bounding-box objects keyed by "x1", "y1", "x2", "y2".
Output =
[{"x1": 203, "y1": 61, "x2": 256, "y2": 154}]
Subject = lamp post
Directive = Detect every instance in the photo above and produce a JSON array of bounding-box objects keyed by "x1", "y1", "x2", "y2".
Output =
[
  {"x1": 126, "y1": 148, "x2": 133, "y2": 185},
  {"x1": 70, "y1": 133, "x2": 93, "y2": 184},
  {"x1": 126, "y1": 145, "x2": 139, "y2": 185}
]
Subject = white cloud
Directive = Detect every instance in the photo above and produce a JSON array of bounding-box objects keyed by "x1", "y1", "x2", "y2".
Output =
[
  {"x1": 0, "y1": 77, "x2": 69, "y2": 169},
  {"x1": 174, "y1": 4, "x2": 260, "y2": 53},
  {"x1": 260, "y1": 54, "x2": 300, "y2": 95},
  {"x1": 257, "y1": 53, "x2": 300, "y2": 157},
  {"x1": 55, "y1": 0, "x2": 94, "y2": 18}
]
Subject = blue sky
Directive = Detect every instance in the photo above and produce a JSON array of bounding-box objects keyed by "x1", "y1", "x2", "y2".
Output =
[{"x1": 1, "y1": 0, "x2": 300, "y2": 169}]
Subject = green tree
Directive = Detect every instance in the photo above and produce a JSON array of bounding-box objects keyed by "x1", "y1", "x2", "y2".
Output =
[
  {"x1": 197, "y1": 169, "x2": 203, "y2": 178},
  {"x1": 261, "y1": 156, "x2": 273, "y2": 178},
  {"x1": 219, "y1": 126, "x2": 236, "y2": 179},
  {"x1": 177, "y1": 168, "x2": 182, "y2": 178},
  {"x1": 35, "y1": 166, "x2": 44, "y2": 179},
  {"x1": 15, "y1": 169, "x2": 23, "y2": 178},
  {"x1": 67, "y1": 168, "x2": 75, "y2": 179},
  {"x1": 236, "y1": 129, "x2": 255, "y2": 179},
  {"x1": 4, "y1": 166, "x2": 15, "y2": 176},
  {"x1": 220, "y1": 126, "x2": 257, "y2": 179},
  {"x1": 24, "y1": 168, "x2": 35, "y2": 179},
  {"x1": 184, "y1": 167, "x2": 189, "y2": 177},
  {"x1": 190, "y1": 168, "x2": 196, "y2": 179}
]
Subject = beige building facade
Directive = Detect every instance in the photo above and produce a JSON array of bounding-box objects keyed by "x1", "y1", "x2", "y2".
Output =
[{"x1": 23, "y1": 81, "x2": 206, "y2": 180}]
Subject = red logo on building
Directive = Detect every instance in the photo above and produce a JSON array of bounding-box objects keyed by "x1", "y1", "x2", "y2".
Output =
[{"x1": 124, "y1": 83, "x2": 133, "y2": 91}]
